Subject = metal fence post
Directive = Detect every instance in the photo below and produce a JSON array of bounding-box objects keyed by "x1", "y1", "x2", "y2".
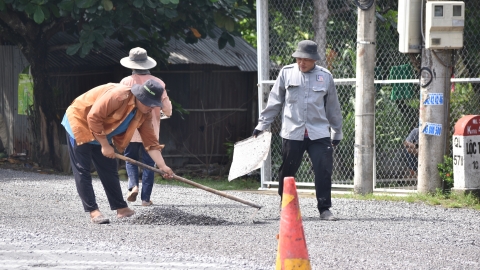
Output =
[{"x1": 256, "y1": 0, "x2": 271, "y2": 189}]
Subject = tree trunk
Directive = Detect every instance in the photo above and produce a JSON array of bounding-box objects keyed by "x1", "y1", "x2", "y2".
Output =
[
  {"x1": 21, "y1": 42, "x2": 61, "y2": 170},
  {"x1": 313, "y1": 0, "x2": 329, "y2": 67}
]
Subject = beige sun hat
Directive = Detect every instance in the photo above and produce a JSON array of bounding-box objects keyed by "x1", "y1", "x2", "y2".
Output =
[{"x1": 120, "y1": 47, "x2": 157, "y2": 70}]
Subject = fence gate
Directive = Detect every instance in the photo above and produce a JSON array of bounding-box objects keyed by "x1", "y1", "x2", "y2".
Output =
[{"x1": 256, "y1": 0, "x2": 480, "y2": 192}]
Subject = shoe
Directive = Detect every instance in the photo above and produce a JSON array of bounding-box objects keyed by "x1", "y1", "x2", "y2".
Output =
[
  {"x1": 320, "y1": 210, "x2": 338, "y2": 221},
  {"x1": 126, "y1": 186, "x2": 139, "y2": 202},
  {"x1": 142, "y1": 200, "x2": 153, "y2": 206},
  {"x1": 91, "y1": 214, "x2": 110, "y2": 224}
]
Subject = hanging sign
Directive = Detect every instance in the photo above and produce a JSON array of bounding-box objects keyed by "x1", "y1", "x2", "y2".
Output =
[
  {"x1": 423, "y1": 93, "x2": 444, "y2": 105},
  {"x1": 422, "y1": 122, "x2": 442, "y2": 136},
  {"x1": 17, "y1": 74, "x2": 34, "y2": 115}
]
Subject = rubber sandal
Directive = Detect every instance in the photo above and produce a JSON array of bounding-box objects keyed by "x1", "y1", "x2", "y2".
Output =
[
  {"x1": 142, "y1": 200, "x2": 153, "y2": 206},
  {"x1": 91, "y1": 215, "x2": 110, "y2": 224},
  {"x1": 126, "y1": 186, "x2": 139, "y2": 202}
]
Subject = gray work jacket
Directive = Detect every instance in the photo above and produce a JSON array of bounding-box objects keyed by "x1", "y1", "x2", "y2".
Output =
[{"x1": 255, "y1": 63, "x2": 343, "y2": 141}]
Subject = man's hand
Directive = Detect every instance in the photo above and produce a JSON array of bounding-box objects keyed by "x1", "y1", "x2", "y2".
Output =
[
  {"x1": 101, "y1": 144, "x2": 116, "y2": 159},
  {"x1": 331, "y1": 140, "x2": 341, "y2": 147},
  {"x1": 404, "y1": 141, "x2": 418, "y2": 156},
  {"x1": 252, "y1": 129, "x2": 262, "y2": 138},
  {"x1": 158, "y1": 165, "x2": 174, "y2": 179}
]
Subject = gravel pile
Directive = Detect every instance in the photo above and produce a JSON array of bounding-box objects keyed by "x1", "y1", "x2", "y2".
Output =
[{"x1": 0, "y1": 168, "x2": 479, "y2": 269}]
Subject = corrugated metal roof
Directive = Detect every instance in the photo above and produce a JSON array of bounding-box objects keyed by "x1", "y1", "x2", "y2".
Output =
[
  {"x1": 47, "y1": 29, "x2": 257, "y2": 71},
  {"x1": 167, "y1": 29, "x2": 257, "y2": 71}
]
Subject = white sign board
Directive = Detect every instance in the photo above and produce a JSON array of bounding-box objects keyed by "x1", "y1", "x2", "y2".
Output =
[
  {"x1": 228, "y1": 131, "x2": 272, "y2": 181},
  {"x1": 452, "y1": 115, "x2": 480, "y2": 191},
  {"x1": 453, "y1": 135, "x2": 480, "y2": 189}
]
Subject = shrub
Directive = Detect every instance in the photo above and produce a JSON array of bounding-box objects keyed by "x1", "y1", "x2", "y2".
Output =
[{"x1": 437, "y1": 155, "x2": 454, "y2": 190}]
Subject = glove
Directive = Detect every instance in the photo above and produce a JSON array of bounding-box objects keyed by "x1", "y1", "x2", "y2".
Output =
[
  {"x1": 252, "y1": 129, "x2": 262, "y2": 137},
  {"x1": 331, "y1": 139, "x2": 341, "y2": 147}
]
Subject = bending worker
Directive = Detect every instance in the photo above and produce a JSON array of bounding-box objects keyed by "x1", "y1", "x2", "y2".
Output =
[
  {"x1": 61, "y1": 79, "x2": 174, "y2": 224},
  {"x1": 253, "y1": 40, "x2": 343, "y2": 221}
]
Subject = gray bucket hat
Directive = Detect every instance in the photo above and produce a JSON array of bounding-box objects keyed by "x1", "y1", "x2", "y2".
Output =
[
  {"x1": 131, "y1": 79, "x2": 164, "y2": 107},
  {"x1": 291, "y1": 40, "x2": 320, "y2": 61},
  {"x1": 120, "y1": 47, "x2": 157, "y2": 70}
]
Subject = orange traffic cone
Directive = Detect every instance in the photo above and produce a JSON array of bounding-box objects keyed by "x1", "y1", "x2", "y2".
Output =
[{"x1": 275, "y1": 177, "x2": 311, "y2": 270}]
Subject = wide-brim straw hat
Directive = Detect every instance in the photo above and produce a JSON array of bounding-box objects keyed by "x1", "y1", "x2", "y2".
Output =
[
  {"x1": 291, "y1": 40, "x2": 321, "y2": 61},
  {"x1": 120, "y1": 47, "x2": 157, "y2": 70}
]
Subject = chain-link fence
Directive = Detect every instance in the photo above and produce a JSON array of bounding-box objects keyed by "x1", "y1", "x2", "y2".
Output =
[{"x1": 259, "y1": 0, "x2": 480, "y2": 190}]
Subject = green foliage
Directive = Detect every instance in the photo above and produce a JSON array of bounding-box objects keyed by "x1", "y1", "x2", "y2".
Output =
[
  {"x1": 437, "y1": 155, "x2": 454, "y2": 190},
  {"x1": 375, "y1": 86, "x2": 410, "y2": 151},
  {"x1": 170, "y1": 99, "x2": 190, "y2": 120},
  {"x1": 238, "y1": 16, "x2": 256, "y2": 48},
  {"x1": 223, "y1": 141, "x2": 234, "y2": 160},
  {"x1": 450, "y1": 83, "x2": 477, "y2": 125},
  {"x1": 1, "y1": 0, "x2": 251, "y2": 59}
]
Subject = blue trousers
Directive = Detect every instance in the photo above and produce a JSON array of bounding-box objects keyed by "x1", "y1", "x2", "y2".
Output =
[
  {"x1": 278, "y1": 137, "x2": 333, "y2": 212},
  {"x1": 124, "y1": 142, "x2": 155, "y2": 202},
  {"x1": 66, "y1": 134, "x2": 128, "y2": 212},
  {"x1": 404, "y1": 149, "x2": 418, "y2": 171}
]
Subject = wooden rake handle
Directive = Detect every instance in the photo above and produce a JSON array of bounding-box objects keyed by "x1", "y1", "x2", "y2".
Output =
[{"x1": 115, "y1": 153, "x2": 262, "y2": 209}]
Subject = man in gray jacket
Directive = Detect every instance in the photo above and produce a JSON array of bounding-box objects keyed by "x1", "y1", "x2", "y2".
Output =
[{"x1": 253, "y1": 40, "x2": 343, "y2": 220}]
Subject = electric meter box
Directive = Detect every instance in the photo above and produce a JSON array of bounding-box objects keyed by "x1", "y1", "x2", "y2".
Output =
[
  {"x1": 425, "y1": 1, "x2": 465, "y2": 49},
  {"x1": 398, "y1": 0, "x2": 422, "y2": 53}
]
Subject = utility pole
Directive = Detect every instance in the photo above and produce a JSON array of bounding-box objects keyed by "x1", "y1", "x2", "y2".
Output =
[
  {"x1": 354, "y1": 1, "x2": 376, "y2": 195},
  {"x1": 418, "y1": 49, "x2": 452, "y2": 193},
  {"x1": 417, "y1": 0, "x2": 463, "y2": 193},
  {"x1": 397, "y1": 0, "x2": 465, "y2": 193},
  {"x1": 256, "y1": 0, "x2": 271, "y2": 188}
]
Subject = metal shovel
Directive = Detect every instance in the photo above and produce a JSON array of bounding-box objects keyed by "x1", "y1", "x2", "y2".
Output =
[{"x1": 115, "y1": 153, "x2": 262, "y2": 210}]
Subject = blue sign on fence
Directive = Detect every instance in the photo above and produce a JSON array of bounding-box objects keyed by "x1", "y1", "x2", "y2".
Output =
[
  {"x1": 422, "y1": 122, "x2": 442, "y2": 136},
  {"x1": 423, "y1": 93, "x2": 444, "y2": 105}
]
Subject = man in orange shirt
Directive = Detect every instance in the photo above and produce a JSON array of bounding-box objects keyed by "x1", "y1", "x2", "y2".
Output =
[
  {"x1": 61, "y1": 79, "x2": 174, "y2": 224},
  {"x1": 120, "y1": 47, "x2": 172, "y2": 206}
]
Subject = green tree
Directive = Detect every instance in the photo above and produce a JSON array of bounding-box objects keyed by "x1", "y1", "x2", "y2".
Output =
[{"x1": 0, "y1": 0, "x2": 250, "y2": 169}]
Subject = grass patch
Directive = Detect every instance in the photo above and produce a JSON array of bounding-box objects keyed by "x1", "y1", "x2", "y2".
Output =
[
  {"x1": 154, "y1": 175, "x2": 261, "y2": 190},
  {"x1": 147, "y1": 174, "x2": 480, "y2": 211},
  {"x1": 333, "y1": 190, "x2": 480, "y2": 210}
]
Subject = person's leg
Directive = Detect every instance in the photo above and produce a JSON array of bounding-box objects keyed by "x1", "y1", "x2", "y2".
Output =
[
  {"x1": 404, "y1": 149, "x2": 417, "y2": 177},
  {"x1": 66, "y1": 133, "x2": 99, "y2": 213},
  {"x1": 307, "y1": 137, "x2": 333, "y2": 213},
  {"x1": 140, "y1": 147, "x2": 155, "y2": 203},
  {"x1": 278, "y1": 139, "x2": 307, "y2": 199},
  {"x1": 124, "y1": 143, "x2": 141, "y2": 190},
  {"x1": 91, "y1": 145, "x2": 130, "y2": 212}
]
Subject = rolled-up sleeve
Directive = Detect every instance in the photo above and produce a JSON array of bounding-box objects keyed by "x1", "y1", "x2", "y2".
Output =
[{"x1": 137, "y1": 113, "x2": 163, "y2": 151}]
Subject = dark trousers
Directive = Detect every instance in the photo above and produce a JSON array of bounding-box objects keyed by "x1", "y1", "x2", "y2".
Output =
[
  {"x1": 278, "y1": 137, "x2": 333, "y2": 212},
  {"x1": 66, "y1": 134, "x2": 128, "y2": 212}
]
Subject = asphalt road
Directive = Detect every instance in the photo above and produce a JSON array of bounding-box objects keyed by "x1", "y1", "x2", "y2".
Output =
[{"x1": 0, "y1": 168, "x2": 479, "y2": 270}]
